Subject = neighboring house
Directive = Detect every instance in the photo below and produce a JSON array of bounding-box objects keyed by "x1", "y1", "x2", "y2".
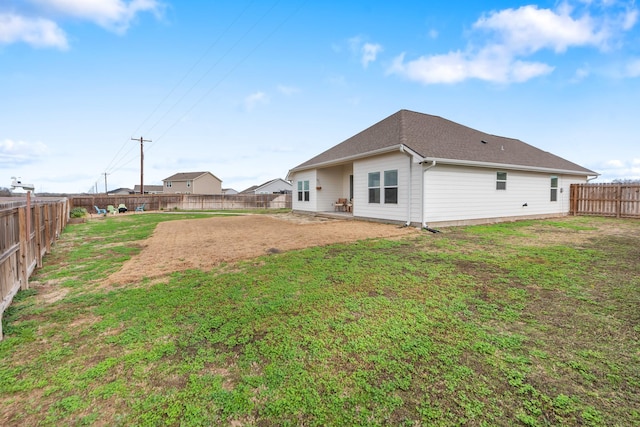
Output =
[
  {"x1": 241, "y1": 178, "x2": 292, "y2": 194},
  {"x1": 162, "y1": 172, "x2": 222, "y2": 195},
  {"x1": 132, "y1": 185, "x2": 164, "y2": 194},
  {"x1": 286, "y1": 109, "x2": 598, "y2": 227},
  {"x1": 222, "y1": 188, "x2": 239, "y2": 195},
  {"x1": 108, "y1": 187, "x2": 134, "y2": 195}
]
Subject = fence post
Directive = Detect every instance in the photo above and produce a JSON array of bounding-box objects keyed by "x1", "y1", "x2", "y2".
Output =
[{"x1": 18, "y1": 206, "x2": 29, "y2": 290}]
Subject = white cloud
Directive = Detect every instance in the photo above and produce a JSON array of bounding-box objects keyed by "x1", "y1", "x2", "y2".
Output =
[
  {"x1": 243, "y1": 91, "x2": 269, "y2": 111},
  {"x1": 0, "y1": 139, "x2": 50, "y2": 165},
  {"x1": 388, "y1": 2, "x2": 638, "y2": 85},
  {"x1": 361, "y1": 42, "x2": 383, "y2": 68},
  {"x1": 30, "y1": 0, "x2": 165, "y2": 34},
  {"x1": 592, "y1": 158, "x2": 640, "y2": 181},
  {"x1": 277, "y1": 85, "x2": 300, "y2": 96},
  {"x1": 347, "y1": 36, "x2": 383, "y2": 68},
  {"x1": 0, "y1": 13, "x2": 68, "y2": 49},
  {"x1": 388, "y1": 49, "x2": 554, "y2": 85},
  {"x1": 0, "y1": 0, "x2": 164, "y2": 48},
  {"x1": 473, "y1": 5, "x2": 608, "y2": 54}
]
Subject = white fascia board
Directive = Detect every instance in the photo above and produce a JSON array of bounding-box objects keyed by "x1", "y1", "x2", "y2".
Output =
[{"x1": 423, "y1": 157, "x2": 599, "y2": 177}]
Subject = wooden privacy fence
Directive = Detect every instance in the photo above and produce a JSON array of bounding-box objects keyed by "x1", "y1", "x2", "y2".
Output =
[
  {"x1": 570, "y1": 183, "x2": 640, "y2": 218},
  {"x1": 70, "y1": 193, "x2": 291, "y2": 214},
  {"x1": 0, "y1": 196, "x2": 69, "y2": 340}
]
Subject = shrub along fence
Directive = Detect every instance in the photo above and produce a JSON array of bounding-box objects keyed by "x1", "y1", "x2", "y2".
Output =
[
  {"x1": 570, "y1": 183, "x2": 640, "y2": 218},
  {"x1": 0, "y1": 196, "x2": 69, "y2": 340},
  {"x1": 70, "y1": 193, "x2": 291, "y2": 214}
]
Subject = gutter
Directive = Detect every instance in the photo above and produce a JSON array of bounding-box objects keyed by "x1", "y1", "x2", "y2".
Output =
[
  {"x1": 420, "y1": 160, "x2": 437, "y2": 228},
  {"x1": 399, "y1": 146, "x2": 413, "y2": 226},
  {"x1": 422, "y1": 157, "x2": 598, "y2": 177}
]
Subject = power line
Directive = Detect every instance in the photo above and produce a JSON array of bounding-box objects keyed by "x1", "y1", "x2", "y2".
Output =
[
  {"x1": 152, "y1": 0, "x2": 307, "y2": 146},
  {"x1": 96, "y1": 1, "x2": 306, "y2": 189}
]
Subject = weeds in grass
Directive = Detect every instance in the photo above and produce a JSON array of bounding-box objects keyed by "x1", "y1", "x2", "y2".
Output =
[{"x1": 1, "y1": 215, "x2": 638, "y2": 426}]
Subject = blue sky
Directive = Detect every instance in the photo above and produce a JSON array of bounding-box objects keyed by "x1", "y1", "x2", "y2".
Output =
[{"x1": 1, "y1": 0, "x2": 639, "y2": 194}]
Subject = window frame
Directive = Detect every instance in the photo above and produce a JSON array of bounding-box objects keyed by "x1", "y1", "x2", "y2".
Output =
[
  {"x1": 368, "y1": 172, "x2": 381, "y2": 204},
  {"x1": 297, "y1": 180, "x2": 310, "y2": 202},
  {"x1": 550, "y1": 176, "x2": 558, "y2": 202},
  {"x1": 384, "y1": 169, "x2": 398, "y2": 204},
  {"x1": 496, "y1": 172, "x2": 507, "y2": 190}
]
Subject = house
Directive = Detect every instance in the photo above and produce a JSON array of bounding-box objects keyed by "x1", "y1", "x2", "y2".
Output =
[
  {"x1": 241, "y1": 178, "x2": 292, "y2": 195},
  {"x1": 108, "y1": 187, "x2": 134, "y2": 195},
  {"x1": 222, "y1": 188, "x2": 239, "y2": 195},
  {"x1": 286, "y1": 109, "x2": 598, "y2": 227},
  {"x1": 133, "y1": 185, "x2": 163, "y2": 194},
  {"x1": 162, "y1": 172, "x2": 222, "y2": 195}
]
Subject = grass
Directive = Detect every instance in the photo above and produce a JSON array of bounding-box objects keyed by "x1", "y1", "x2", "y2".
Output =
[{"x1": 1, "y1": 214, "x2": 639, "y2": 426}]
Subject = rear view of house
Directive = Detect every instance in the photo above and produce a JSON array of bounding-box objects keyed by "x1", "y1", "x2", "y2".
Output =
[
  {"x1": 287, "y1": 109, "x2": 598, "y2": 227},
  {"x1": 162, "y1": 172, "x2": 222, "y2": 195}
]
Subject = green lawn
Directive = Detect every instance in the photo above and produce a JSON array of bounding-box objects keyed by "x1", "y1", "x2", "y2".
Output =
[{"x1": 1, "y1": 213, "x2": 638, "y2": 426}]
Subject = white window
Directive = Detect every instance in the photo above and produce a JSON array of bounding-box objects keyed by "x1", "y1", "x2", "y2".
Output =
[
  {"x1": 496, "y1": 172, "x2": 507, "y2": 190},
  {"x1": 550, "y1": 176, "x2": 558, "y2": 202},
  {"x1": 297, "y1": 180, "x2": 309, "y2": 202},
  {"x1": 187, "y1": 180, "x2": 192, "y2": 188},
  {"x1": 384, "y1": 170, "x2": 398, "y2": 204},
  {"x1": 368, "y1": 172, "x2": 380, "y2": 203},
  {"x1": 166, "y1": 181, "x2": 172, "y2": 188}
]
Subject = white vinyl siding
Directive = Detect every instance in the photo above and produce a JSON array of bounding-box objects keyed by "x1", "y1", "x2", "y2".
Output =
[
  {"x1": 423, "y1": 165, "x2": 582, "y2": 223},
  {"x1": 354, "y1": 152, "x2": 411, "y2": 222}
]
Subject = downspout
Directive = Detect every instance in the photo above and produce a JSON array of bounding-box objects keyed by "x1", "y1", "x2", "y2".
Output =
[
  {"x1": 420, "y1": 160, "x2": 437, "y2": 228},
  {"x1": 400, "y1": 146, "x2": 413, "y2": 226}
]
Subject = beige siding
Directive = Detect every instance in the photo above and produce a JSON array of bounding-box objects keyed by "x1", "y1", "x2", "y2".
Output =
[
  {"x1": 164, "y1": 173, "x2": 222, "y2": 195},
  {"x1": 193, "y1": 174, "x2": 222, "y2": 194}
]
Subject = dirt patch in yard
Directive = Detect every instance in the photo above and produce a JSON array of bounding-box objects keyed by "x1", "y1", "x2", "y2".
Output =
[{"x1": 108, "y1": 213, "x2": 420, "y2": 284}]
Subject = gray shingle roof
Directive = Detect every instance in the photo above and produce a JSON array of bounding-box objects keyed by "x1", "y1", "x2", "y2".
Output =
[
  {"x1": 163, "y1": 172, "x2": 221, "y2": 182},
  {"x1": 291, "y1": 110, "x2": 597, "y2": 175}
]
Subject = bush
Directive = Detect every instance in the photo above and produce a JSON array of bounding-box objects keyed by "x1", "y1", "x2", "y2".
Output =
[{"x1": 70, "y1": 207, "x2": 88, "y2": 218}]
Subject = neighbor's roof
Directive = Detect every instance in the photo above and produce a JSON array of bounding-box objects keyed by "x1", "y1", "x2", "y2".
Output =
[
  {"x1": 290, "y1": 110, "x2": 598, "y2": 176},
  {"x1": 163, "y1": 171, "x2": 222, "y2": 182}
]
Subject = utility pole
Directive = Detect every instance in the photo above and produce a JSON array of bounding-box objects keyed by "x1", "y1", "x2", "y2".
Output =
[
  {"x1": 132, "y1": 136, "x2": 151, "y2": 194},
  {"x1": 102, "y1": 172, "x2": 110, "y2": 194}
]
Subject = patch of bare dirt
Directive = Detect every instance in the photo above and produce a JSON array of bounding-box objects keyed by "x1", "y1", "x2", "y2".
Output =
[{"x1": 108, "y1": 214, "x2": 420, "y2": 284}]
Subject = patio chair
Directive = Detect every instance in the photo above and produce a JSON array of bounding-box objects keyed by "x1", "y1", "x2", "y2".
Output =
[
  {"x1": 135, "y1": 203, "x2": 146, "y2": 213},
  {"x1": 334, "y1": 198, "x2": 347, "y2": 212},
  {"x1": 118, "y1": 203, "x2": 128, "y2": 214},
  {"x1": 94, "y1": 205, "x2": 107, "y2": 215},
  {"x1": 107, "y1": 205, "x2": 117, "y2": 215}
]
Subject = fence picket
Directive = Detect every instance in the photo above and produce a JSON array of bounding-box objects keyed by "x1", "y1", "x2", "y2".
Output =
[{"x1": 570, "y1": 183, "x2": 640, "y2": 218}]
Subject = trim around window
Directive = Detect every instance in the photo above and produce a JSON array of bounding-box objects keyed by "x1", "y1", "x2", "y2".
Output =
[
  {"x1": 297, "y1": 180, "x2": 310, "y2": 202},
  {"x1": 368, "y1": 172, "x2": 380, "y2": 203},
  {"x1": 550, "y1": 176, "x2": 558, "y2": 202},
  {"x1": 496, "y1": 172, "x2": 507, "y2": 190}
]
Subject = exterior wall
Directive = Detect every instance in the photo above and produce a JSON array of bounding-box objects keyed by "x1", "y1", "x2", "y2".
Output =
[
  {"x1": 291, "y1": 170, "x2": 318, "y2": 212},
  {"x1": 423, "y1": 164, "x2": 587, "y2": 225},
  {"x1": 315, "y1": 165, "x2": 352, "y2": 211},
  {"x1": 353, "y1": 152, "x2": 413, "y2": 222},
  {"x1": 255, "y1": 179, "x2": 292, "y2": 194},
  {"x1": 194, "y1": 174, "x2": 222, "y2": 195},
  {"x1": 164, "y1": 174, "x2": 222, "y2": 195}
]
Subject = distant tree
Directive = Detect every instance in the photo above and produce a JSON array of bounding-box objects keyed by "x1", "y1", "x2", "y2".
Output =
[
  {"x1": 0, "y1": 187, "x2": 11, "y2": 197},
  {"x1": 612, "y1": 178, "x2": 640, "y2": 184}
]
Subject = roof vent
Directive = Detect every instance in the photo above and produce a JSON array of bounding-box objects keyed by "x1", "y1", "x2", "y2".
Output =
[{"x1": 481, "y1": 140, "x2": 488, "y2": 144}]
